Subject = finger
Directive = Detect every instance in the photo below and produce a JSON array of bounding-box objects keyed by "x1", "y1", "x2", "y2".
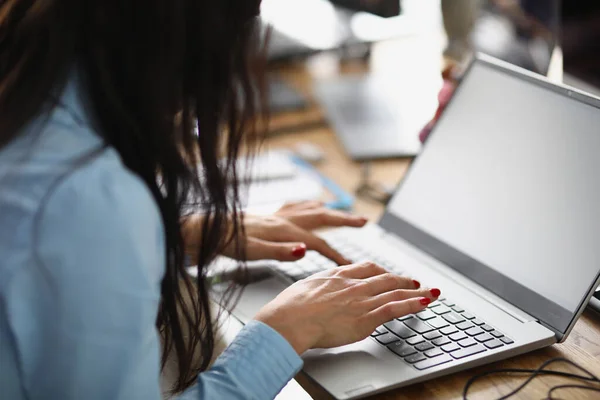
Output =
[
  {"x1": 223, "y1": 237, "x2": 308, "y2": 262},
  {"x1": 246, "y1": 238, "x2": 307, "y2": 262},
  {"x1": 256, "y1": 219, "x2": 351, "y2": 265},
  {"x1": 335, "y1": 262, "x2": 388, "y2": 279},
  {"x1": 362, "y1": 273, "x2": 420, "y2": 296},
  {"x1": 285, "y1": 209, "x2": 368, "y2": 231},
  {"x1": 366, "y1": 288, "x2": 441, "y2": 310},
  {"x1": 278, "y1": 201, "x2": 324, "y2": 212},
  {"x1": 294, "y1": 230, "x2": 350, "y2": 265},
  {"x1": 367, "y1": 297, "x2": 432, "y2": 326}
]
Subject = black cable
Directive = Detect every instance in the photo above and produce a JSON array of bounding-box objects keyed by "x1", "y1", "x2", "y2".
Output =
[
  {"x1": 463, "y1": 357, "x2": 600, "y2": 400},
  {"x1": 546, "y1": 384, "x2": 600, "y2": 400}
]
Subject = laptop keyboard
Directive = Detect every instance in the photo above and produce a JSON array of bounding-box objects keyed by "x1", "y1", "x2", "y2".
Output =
[
  {"x1": 274, "y1": 235, "x2": 514, "y2": 371},
  {"x1": 374, "y1": 298, "x2": 513, "y2": 370},
  {"x1": 274, "y1": 235, "x2": 402, "y2": 281}
]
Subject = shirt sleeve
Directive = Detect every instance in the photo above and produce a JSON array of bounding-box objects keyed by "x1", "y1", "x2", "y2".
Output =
[
  {"x1": 176, "y1": 320, "x2": 303, "y2": 400},
  {"x1": 6, "y1": 160, "x2": 166, "y2": 400}
]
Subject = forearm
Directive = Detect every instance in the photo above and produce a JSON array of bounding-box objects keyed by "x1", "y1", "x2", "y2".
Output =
[{"x1": 175, "y1": 321, "x2": 303, "y2": 400}]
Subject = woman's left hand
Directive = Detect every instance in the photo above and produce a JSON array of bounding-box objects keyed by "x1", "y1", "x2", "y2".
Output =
[
  {"x1": 183, "y1": 202, "x2": 367, "y2": 265},
  {"x1": 237, "y1": 201, "x2": 367, "y2": 264}
]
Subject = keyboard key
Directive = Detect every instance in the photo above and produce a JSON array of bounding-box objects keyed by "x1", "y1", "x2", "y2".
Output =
[
  {"x1": 466, "y1": 327, "x2": 485, "y2": 337},
  {"x1": 289, "y1": 271, "x2": 309, "y2": 281},
  {"x1": 449, "y1": 331, "x2": 468, "y2": 341},
  {"x1": 405, "y1": 353, "x2": 427, "y2": 364},
  {"x1": 485, "y1": 340, "x2": 504, "y2": 349},
  {"x1": 440, "y1": 326, "x2": 459, "y2": 336},
  {"x1": 456, "y1": 321, "x2": 474, "y2": 330},
  {"x1": 500, "y1": 337, "x2": 514, "y2": 345},
  {"x1": 481, "y1": 324, "x2": 495, "y2": 332},
  {"x1": 432, "y1": 337, "x2": 451, "y2": 346},
  {"x1": 406, "y1": 336, "x2": 425, "y2": 346},
  {"x1": 452, "y1": 305, "x2": 465, "y2": 313},
  {"x1": 404, "y1": 318, "x2": 435, "y2": 334},
  {"x1": 472, "y1": 319, "x2": 485, "y2": 326},
  {"x1": 425, "y1": 348, "x2": 444, "y2": 358},
  {"x1": 427, "y1": 317, "x2": 450, "y2": 330},
  {"x1": 462, "y1": 312, "x2": 475, "y2": 320},
  {"x1": 427, "y1": 302, "x2": 441, "y2": 308},
  {"x1": 373, "y1": 326, "x2": 387, "y2": 335},
  {"x1": 398, "y1": 315, "x2": 414, "y2": 321},
  {"x1": 375, "y1": 333, "x2": 400, "y2": 345},
  {"x1": 432, "y1": 305, "x2": 452, "y2": 315},
  {"x1": 381, "y1": 260, "x2": 397, "y2": 271},
  {"x1": 458, "y1": 337, "x2": 477, "y2": 348},
  {"x1": 475, "y1": 333, "x2": 494, "y2": 343},
  {"x1": 443, "y1": 312, "x2": 466, "y2": 324},
  {"x1": 384, "y1": 320, "x2": 416, "y2": 339},
  {"x1": 414, "y1": 354, "x2": 453, "y2": 370},
  {"x1": 441, "y1": 343, "x2": 461, "y2": 353},
  {"x1": 387, "y1": 342, "x2": 417, "y2": 358},
  {"x1": 451, "y1": 344, "x2": 487, "y2": 359},
  {"x1": 415, "y1": 342, "x2": 435, "y2": 352},
  {"x1": 442, "y1": 300, "x2": 456, "y2": 307},
  {"x1": 416, "y1": 310, "x2": 437, "y2": 321},
  {"x1": 491, "y1": 331, "x2": 504, "y2": 338},
  {"x1": 423, "y1": 331, "x2": 442, "y2": 340}
]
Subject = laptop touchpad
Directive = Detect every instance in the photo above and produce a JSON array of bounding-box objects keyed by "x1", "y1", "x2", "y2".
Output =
[{"x1": 225, "y1": 273, "x2": 290, "y2": 324}]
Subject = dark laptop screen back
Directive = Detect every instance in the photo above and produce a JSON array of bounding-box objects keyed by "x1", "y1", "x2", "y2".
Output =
[{"x1": 380, "y1": 58, "x2": 600, "y2": 334}]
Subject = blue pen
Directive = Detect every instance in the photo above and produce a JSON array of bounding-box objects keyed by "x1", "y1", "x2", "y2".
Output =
[{"x1": 289, "y1": 155, "x2": 354, "y2": 210}]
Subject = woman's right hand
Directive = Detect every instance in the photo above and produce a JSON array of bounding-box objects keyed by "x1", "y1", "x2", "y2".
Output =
[{"x1": 255, "y1": 262, "x2": 441, "y2": 355}]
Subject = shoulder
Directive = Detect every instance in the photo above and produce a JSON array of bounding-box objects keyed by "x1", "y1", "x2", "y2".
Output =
[
  {"x1": 36, "y1": 148, "x2": 166, "y2": 285},
  {"x1": 42, "y1": 148, "x2": 160, "y2": 230}
]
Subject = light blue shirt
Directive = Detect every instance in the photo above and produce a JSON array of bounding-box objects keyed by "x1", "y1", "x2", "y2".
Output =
[{"x1": 0, "y1": 76, "x2": 303, "y2": 399}]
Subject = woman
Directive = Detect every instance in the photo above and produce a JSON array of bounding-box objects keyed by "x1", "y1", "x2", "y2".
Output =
[{"x1": 0, "y1": 1, "x2": 441, "y2": 399}]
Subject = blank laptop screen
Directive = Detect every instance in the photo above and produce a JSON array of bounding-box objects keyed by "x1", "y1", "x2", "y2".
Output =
[{"x1": 381, "y1": 59, "x2": 600, "y2": 333}]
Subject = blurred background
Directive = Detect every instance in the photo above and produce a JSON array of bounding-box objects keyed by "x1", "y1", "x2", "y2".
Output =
[
  {"x1": 262, "y1": 0, "x2": 599, "y2": 116},
  {"x1": 241, "y1": 0, "x2": 600, "y2": 214}
]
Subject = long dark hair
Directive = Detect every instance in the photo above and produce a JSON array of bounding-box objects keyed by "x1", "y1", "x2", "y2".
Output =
[{"x1": 0, "y1": 0, "x2": 266, "y2": 393}]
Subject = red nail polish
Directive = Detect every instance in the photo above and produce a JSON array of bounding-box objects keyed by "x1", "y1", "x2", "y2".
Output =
[
  {"x1": 412, "y1": 280, "x2": 421, "y2": 289},
  {"x1": 430, "y1": 288, "x2": 441, "y2": 298},
  {"x1": 291, "y1": 245, "x2": 306, "y2": 258},
  {"x1": 420, "y1": 297, "x2": 431, "y2": 306}
]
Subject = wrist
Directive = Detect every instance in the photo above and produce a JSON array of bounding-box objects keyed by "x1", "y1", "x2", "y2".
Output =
[{"x1": 255, "y1": 314, "x2": 313, "y2": 355}]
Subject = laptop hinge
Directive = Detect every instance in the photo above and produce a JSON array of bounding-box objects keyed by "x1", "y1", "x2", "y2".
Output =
[{"x1": 381, "y1": 231, "x2": 538, "y2": 324}]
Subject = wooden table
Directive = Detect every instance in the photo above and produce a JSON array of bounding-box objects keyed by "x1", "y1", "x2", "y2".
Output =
[{"x1": 261, "y1": 44, "x2": 600, "y2": 399}]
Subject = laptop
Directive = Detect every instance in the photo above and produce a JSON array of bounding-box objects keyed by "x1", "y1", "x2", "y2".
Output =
[
  {"x1": 314, "y1": 74, "x2": 424, "y2": 159},
  {"x1": 220, "y1": 54, "x2": 600, "y2": 399}
]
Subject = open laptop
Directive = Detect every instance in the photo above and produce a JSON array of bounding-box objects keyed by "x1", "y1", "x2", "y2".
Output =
[
  {"x1": 314, "y1": 74, "x2": 425, "y2": 159},
  {"x1": 221, "y1": 54, "x2": 600, "y2": 399}
]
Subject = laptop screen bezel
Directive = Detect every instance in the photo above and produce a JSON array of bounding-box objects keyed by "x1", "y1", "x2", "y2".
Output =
[{"x1": 378, "y1": 54, "x2": 600, "y2": 339}]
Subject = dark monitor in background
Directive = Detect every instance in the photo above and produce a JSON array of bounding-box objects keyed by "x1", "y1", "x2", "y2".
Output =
[
  {"x1": 561, "y1": 2, "x2": 600, "y2": 96},
  {"x1": 263, "y1": 0, "x2": 403, "y2": 63},
  {"x1": 263, "y1": 0, "x2": 405, "y2": 116},
  {"x1": 329, "y1": 0, "x2": 401, "y2": 18}
]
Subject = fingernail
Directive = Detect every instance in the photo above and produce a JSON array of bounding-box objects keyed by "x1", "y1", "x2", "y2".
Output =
[
  {"x1": 412, "y1": 280, "x2": 421, "y2": 289},
  {"x1": 430, "y1": 288, "x2": 441, "y2": 298},
  {"x1": 291, "y1": 245, "x2": 306, "y2": 258},
  {"x1": 419, "y1": 297, "x2": 431, "y2": 306}
]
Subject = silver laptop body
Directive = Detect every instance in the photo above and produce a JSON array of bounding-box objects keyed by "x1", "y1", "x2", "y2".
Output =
[{"x1": 223, "y1": 54, "x2": 600, "y2": 399}]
